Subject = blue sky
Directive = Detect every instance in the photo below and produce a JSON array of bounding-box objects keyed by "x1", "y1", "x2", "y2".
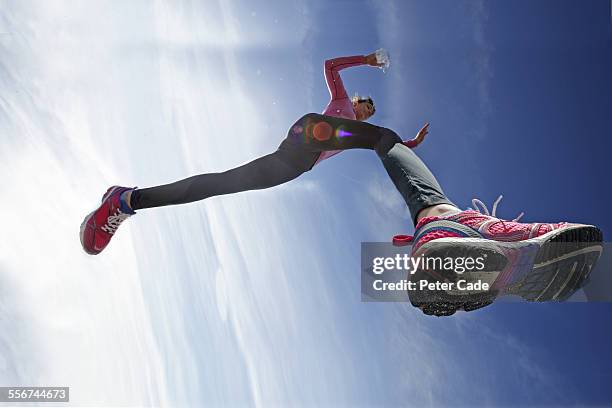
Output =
[{"x1": 1, "y1": 0, "x2": 611, "y2": 406}]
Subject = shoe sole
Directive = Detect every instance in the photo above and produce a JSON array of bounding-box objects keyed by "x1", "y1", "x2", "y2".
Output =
[
  {"x1": 409, "y1": 225, "x2": 604, "y2": 316},
  {"x1": 79, "y1": 186, "x2": 123, "y2": 255}
]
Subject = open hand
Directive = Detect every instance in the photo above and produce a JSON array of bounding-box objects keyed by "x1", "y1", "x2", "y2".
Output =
[{"x1": 415, "y1": 122, "x2": 430, "y2": 144}]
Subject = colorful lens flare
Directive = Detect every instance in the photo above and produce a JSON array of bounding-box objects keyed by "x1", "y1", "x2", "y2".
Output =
[
  {"x1": 336, "y1": 128, "x2": 352, "y2": 137},
  {"x1": 313, "y1": 121, "x2": 333, "y2": 141}
]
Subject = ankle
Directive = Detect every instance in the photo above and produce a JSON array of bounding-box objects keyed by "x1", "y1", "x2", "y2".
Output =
[
  {"x1": 119, "y1": 189, "x2": 135, "y2": 214},
  {"x1": 125, "y1": 190, "x2": 133, "y2": 209},
  {"x1": 416, "y1": 204, "x2": 459, "y2": 223}
]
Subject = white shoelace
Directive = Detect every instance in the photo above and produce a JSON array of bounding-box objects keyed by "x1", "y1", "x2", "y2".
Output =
[
  {"x1": 101, "y1": 209, "x2": 130, "y2": 234},
  {"x1": 468, "y1": 194, "x2": 524, "y2": 222}
]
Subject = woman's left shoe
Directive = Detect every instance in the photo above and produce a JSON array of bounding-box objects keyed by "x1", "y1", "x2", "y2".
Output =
[{"x1": 80, "y1": 185, "x2": 136, "y2": 255}]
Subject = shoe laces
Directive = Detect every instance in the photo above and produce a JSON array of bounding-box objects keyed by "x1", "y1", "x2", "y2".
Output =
[
  {"x1": 468, "y1": 195, "x2": 524, "y2": 231},
  {"x1": 101, "y1": 209, "x2": 130, "y2": 235},
  {"x1": 392, "y1": 196, "x2": 524, "y2": 245}
]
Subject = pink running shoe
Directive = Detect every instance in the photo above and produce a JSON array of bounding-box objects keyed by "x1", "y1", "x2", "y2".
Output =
[
  {"x1": 399, "y1": 196, "x2": 603, "y2": 316},
  {"x1": 80, "y1": 186, "x2": 136, "y2": 255}
]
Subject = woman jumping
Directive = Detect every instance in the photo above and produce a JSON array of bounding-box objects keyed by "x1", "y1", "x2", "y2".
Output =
[
  {"x1": 80, "y1": 52, "x2": 603, "y2": 316},
  {"x1": 80, "y1": 50, "x2": 427, "y2": 254}
]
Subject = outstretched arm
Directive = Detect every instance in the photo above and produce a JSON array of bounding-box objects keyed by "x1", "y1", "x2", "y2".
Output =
[
  {"x1": 324, "y1": 53, "x2": 384, "y2": 100},
  {"x1": 324, "y1": 55, "x2": 366, "y2": 100}
]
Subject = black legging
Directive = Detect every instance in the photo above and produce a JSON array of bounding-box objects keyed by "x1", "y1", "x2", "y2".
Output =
[{"x1": 130, "y1": 113, "x2": 453, "y2": 224}]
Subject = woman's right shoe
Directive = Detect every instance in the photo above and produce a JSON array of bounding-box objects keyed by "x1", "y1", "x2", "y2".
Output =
[{"x1": 406, "y1": 208, "x2": 603, "y2": 316}]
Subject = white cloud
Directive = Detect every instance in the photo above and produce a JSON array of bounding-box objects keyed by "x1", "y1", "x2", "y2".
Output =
[
  {"x1": 2, "y1": 0, "x2": 362, "y2": 405},
  {"x1": 2, "y1": 1, "x2": 557, "y2": 406}
]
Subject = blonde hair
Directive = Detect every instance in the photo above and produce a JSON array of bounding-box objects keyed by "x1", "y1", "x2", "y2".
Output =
[{"x1": 351, "y1": 93, "x2": 376, "y2": 115}]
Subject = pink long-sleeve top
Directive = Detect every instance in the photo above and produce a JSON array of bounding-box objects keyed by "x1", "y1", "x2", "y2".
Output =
[{"x1": 314, "y1": 55, "x2": 416, "y2": 166}]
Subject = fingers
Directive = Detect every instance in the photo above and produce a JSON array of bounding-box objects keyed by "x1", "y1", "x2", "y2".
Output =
[
  {"x1": 365, "y1": 53, "x2": 377, "y2": 66},
  {"x1": 415, "y1": 123, "x2": 430, "y2": 143},
  {"x1": 365, "y1": 53, "x2": 385, "y2": 67},
  {"x1": 419, "y1": 122, "x2": 430, "y2": 136}
]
